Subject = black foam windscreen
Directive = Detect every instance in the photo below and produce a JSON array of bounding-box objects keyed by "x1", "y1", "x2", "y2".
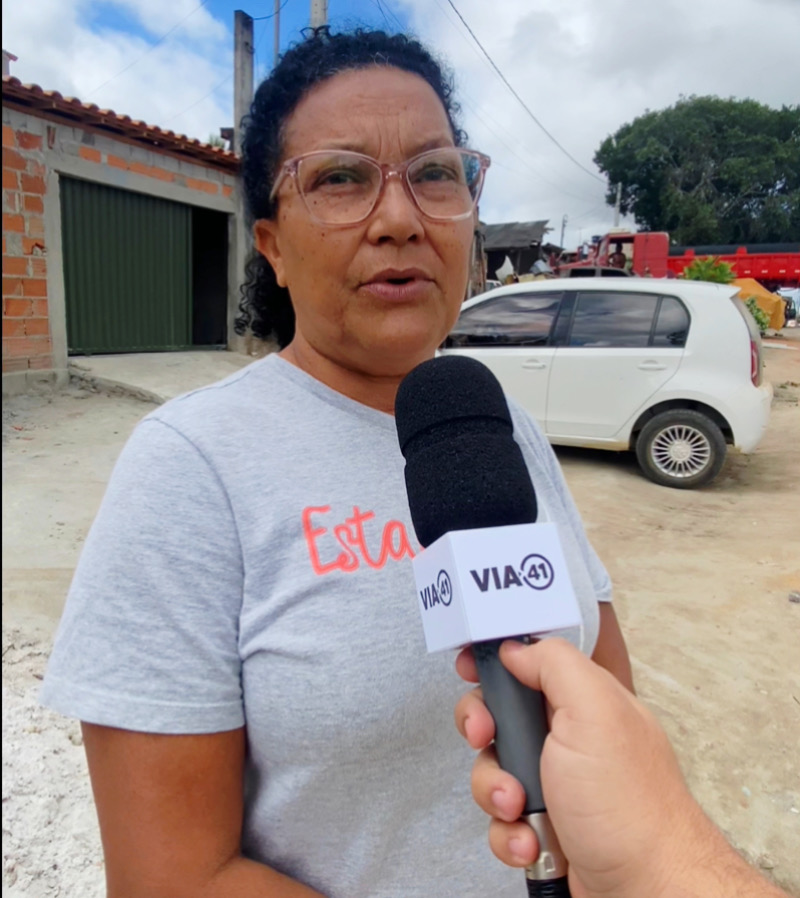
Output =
[{"x1": 395, "y1": 356, "x2": 538, "y2": 547}]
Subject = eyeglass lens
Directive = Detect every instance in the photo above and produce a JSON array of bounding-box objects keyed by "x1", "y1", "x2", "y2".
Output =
[{"x1": 296, "y1": 150, "x2": 482, "y2": 223}]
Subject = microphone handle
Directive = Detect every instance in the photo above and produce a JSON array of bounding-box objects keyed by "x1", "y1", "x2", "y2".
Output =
[
  {"x1": 471, "y1": 638, "x2": 571, "y2": 897},
  {"x1": 471, "y1": 637, "x2": 548, "y2": 812}
]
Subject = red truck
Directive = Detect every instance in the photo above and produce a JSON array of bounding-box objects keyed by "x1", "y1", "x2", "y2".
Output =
[{"x1": 558, "y1": 231, "x2": 800, "y2": 290}]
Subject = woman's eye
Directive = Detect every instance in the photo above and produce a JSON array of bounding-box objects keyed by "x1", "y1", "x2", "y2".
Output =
[
  {"x1": 312, "y1": 168, "x2": 366, "y2": 188},
  {"x1": 414, "y1": 164, "x2": 460, "y2": 183}
]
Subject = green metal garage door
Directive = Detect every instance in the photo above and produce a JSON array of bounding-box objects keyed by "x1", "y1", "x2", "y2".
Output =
[{"x1": 61, "y1": 177, "x2": 192, "y2": 354}]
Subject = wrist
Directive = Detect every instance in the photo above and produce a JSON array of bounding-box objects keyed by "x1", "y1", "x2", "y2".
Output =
[{"x1": 647, "y1": 803, "x2": 781, "y2": 898}]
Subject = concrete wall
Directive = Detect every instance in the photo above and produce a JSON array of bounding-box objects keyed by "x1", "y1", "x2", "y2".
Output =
[{"x1": 2, "y1": 104, "x2": 244, "y2": 395}]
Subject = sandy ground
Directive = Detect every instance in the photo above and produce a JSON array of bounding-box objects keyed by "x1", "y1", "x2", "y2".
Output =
[{"x1": 2, "y1": 343, "x2": 799, "y2": 896}]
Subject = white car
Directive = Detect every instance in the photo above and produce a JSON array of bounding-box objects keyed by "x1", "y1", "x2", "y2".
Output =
[{"x1": 441, "y1": 278, "x2": 773, "y2": 488}]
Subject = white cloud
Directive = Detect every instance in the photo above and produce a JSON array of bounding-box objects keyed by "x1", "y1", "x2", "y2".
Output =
[
  {"x1": 2, "y1": 0, "x2": 797, "y2": 248},
  {"x1": 104, "y1": 0, "x2": 227, "y2": 42},
  {"x1": 2, "y1": 0, "x2": 232, "y2": 143},
  {"x1": 398, "y1": 0, "x2": 800, "y2": 248}
]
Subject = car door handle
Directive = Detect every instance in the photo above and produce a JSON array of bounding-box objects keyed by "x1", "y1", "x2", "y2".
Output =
[
  {"x1": 638, "y1": 361, "x2": 667, "y2": 371},
  {"x1": 522, "y1": 360, "x2": 547, "y2": 369}
]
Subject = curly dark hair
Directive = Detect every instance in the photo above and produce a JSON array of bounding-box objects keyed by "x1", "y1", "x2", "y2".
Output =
[{"x1": 234, "y1": 26, "x2": 467, "y2": 347}]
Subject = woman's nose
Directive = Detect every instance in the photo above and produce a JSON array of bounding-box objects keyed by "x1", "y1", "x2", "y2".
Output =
[{"x1": 365, "y1": 174, "x2": 425, "y2": 244}]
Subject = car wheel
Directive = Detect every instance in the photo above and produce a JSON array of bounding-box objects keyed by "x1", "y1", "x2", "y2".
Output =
[{"x1": 635, "y1": 410, "x2": 727, "y2": 489}]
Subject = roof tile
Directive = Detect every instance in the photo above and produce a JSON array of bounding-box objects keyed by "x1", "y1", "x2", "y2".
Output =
[{"x1": 2, "y1": 75, "x2": 238, "y2": 173}]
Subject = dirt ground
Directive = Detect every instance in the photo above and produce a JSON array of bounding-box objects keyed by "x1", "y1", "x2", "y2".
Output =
[{"x1": 3, "y1": 342, "x2": 799, "y2": 896}]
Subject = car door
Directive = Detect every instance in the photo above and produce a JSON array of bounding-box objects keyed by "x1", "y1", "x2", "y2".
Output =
[
  {"x1": 546, "y1": 290, "x2": 689, "y2": 440},
  {"x1": 442, "y1": 291, "x2": 563, "y2": 426}
]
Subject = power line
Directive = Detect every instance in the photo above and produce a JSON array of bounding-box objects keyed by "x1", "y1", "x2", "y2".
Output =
[
  {"x1": 163, "y1": 71, "x2": 232, "y2": 128},
  {"x1": 167, "y1": 0, "x2": 293, "y2": 136},
  {"x1": 460, "y1": 97, "x2": 601, "y2": 204},
  {"x1": 252, "y1": 0, "x2": 291, "y2": 22},
  {"x1": 422, "y1": 0, "x2": 602, "y2": 205},
  {"x1": 372, "y1": 0, "x2": 405, "y2": 32},
  {"x1": 571, "y1": 201, "x2": 611, "y2": 223},
  {"x1": 253, "y1": 0, "x2": 292, "y2": 84},
  {"x1": 444, "y1": 0, "x2": 605, "y2": 184},
  {"x1": 87, "y1": 0, "x2": 210, "y2": 97}
]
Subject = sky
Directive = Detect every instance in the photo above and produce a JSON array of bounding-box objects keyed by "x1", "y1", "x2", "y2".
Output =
[{"x1": 3, "y1": 0, "x2": 798, "y2": 250}]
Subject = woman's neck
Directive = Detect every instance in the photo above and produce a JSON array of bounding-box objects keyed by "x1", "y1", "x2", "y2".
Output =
[{"x1": 279, "y1": 340, "x2": 420, "y2": 415}]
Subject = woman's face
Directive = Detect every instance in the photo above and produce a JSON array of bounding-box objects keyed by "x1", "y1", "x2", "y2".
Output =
[{"x1": 254, "y1": 67, "x2": 475, "y2": 381}]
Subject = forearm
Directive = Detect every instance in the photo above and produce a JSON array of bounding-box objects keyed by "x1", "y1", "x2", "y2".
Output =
[
  {"x1": 108, "y1": 857, "x2": 326, "y2": 898},
  {"x1": 591, "y1": 602, "x2": 635, "y2": 693},
  {"x1": 200, "y1": 856, "x2": 327, "y2": 898},
  {"x1": 652, "y1": 808, "x2": 789, "y2": 898}
]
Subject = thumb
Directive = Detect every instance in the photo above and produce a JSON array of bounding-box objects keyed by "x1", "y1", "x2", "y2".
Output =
[{"x1": 499, "y1": 637, "x2": 625, "y2": 716}]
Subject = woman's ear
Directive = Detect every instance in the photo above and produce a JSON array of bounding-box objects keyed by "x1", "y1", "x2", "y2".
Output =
[{"x1": 253, "y1": 219, "x2": 287, "y2": 287}]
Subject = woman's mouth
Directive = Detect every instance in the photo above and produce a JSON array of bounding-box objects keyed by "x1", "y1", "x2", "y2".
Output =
[{"x1": 361, "y1": 269, "x2": 434, "y2": 301}]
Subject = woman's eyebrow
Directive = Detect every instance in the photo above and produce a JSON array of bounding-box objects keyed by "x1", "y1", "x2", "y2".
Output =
[{"x1": 307, "y1": 136, "x2": 455, "y2": 157}]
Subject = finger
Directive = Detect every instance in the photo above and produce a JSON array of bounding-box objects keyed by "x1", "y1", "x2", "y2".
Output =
[
  {"x1": 454, "y1": 687, "x2": 494, "y2": 749},
  {"x1": 471, "y1": 746, "x2": 527, "y2": 822},
  {"x1": 488, "y1": 817, "x2": 539, "y2": 867},
  {"x1": 499, "y1": 637, "x2": 630, "y2": 718},
  {"x1": 455, "y1": 646, "x2": 479, "y2": 683}
]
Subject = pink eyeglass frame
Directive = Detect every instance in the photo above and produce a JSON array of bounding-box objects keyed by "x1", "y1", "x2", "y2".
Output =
[{"x1": 268, "y1": 147, "x2": 491, "y2": 224}]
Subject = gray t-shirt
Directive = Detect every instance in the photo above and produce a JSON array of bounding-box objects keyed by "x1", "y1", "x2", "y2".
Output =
[{"x1": 41, "y1": 353, "x2": 611, "y2": 898}]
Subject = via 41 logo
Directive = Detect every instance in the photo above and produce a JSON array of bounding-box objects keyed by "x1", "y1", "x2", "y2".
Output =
[{"x1": 470, "y1": 554, "x2": 554, "y2": 593}]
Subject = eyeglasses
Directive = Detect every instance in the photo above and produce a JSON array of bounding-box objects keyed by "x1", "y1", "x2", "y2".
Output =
[{"x1": 269, "y1": 147, "x2": 491, "y2": 225}]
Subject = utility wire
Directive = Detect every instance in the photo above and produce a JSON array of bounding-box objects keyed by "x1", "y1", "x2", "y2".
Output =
[
  {"x1": 444, "y1": 0, "x2": 605, "y2": 184},
  {"x1": 254, "y1": 0, "x2": 292, "y2": 76},
  {"x1": 372, "y1": 0, "x2": 406, "y2": 32},
  {"x1": 460, "y1": 96, "x2": 601, "y2": 204},
  {"x1": 87, "y1": 0, "x2": 210, "y2": 97},
  {"x1": 252, "y1": 0, "x2": 291, "y2": 22},
  {"x1": 167, "y1": 0, "x2": 292, "y2": 137},
  {"x1": 424, "y1": 0, "x2": 602, "y2": 206},
  {"x1": 571, "y1": 201, "x2": 611, "y2": 223},
  {"x1": 163, "y1": 71, "x2": 232, "y2": 128}
]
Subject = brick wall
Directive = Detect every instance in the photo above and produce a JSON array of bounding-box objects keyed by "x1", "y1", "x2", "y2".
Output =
[
  {"x1": 3, "y1": 123, "x2": 50, "y2": 374},
  {"x1": 2, "y1": 103, "x2": 239, "y2": 392}
]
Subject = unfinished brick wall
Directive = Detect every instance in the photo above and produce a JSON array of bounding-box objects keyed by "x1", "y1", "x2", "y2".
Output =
[
  {"x1": 2, "y1": 100, "x2": 239, "y2": 391},
  {"x1": 3, "y1": 123, "x2": 50, "y2": 374}
]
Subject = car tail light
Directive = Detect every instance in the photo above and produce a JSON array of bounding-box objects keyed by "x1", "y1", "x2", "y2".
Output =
[
  {"x1": 750, "y1": 339, "x2": 761, "y2": 386},
  {"x1": 730, "y1": 292, "x2": 763, "y2": 387}
]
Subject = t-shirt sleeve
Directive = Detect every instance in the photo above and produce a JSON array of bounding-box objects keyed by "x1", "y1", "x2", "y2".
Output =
[
  {"x1": 40, "y1": 417, "x2": 245, "y2": 734},
  {"x1": 509, "y1": 403, "x2": 613, "y2": 603}
]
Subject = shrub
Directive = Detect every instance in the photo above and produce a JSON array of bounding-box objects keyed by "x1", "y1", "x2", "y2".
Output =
[
  {"x1": 682, "y1": 256, "x2": 736, "y2": 284},
  {"x1": 745, "y1": 297, "x2": 770, "y2": 334}
]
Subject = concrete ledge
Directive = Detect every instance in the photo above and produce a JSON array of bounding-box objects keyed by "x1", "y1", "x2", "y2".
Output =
[
  {"x1": 2, "y1": 368, "x2": 70, "y2": 398},
  {"x1": 67, "y1": 364, "x2": 165, "y2": 405},
  {"x1": 66, "y1": 351, "x2": 256, "y2": 404}
]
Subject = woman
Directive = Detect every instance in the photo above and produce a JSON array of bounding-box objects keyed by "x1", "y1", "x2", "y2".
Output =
[{"x1": 41, "y1": 28, "x2": 633, "y2": 898}]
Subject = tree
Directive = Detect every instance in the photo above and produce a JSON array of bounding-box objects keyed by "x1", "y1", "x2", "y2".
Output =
[{"x1": 594, "y1": 96, "x2": 800, "y2": 245}]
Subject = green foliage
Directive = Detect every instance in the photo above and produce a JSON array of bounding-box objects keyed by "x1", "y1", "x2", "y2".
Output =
[
  {"x1": 682, "y1": 256, "x2": 736, "y2": 284},
  {"x1": 594, "y1": 96, "x2": 800, "y2": 244},
  {"x1": 207, "y1": 133, "x2": 226, "y2": 148},
  {"x1": 745, "y1": 297, "x2": 770, "y2": 333}
]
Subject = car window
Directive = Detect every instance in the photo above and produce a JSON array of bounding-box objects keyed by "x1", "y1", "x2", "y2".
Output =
[
  {"x1": 652, "y1": 296, "x2": 690, "y2": 347},
  {"x1": 447, "y1": 293, "x2": 562, "y2": 347},
  {"x1": 569, "y1": 291, "x2": 658, "y2": 347}
]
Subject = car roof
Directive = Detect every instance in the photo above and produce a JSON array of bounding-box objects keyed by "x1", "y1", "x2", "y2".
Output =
[{"x1": 462, "y1": 277, "x2": 740, "y2": 311}]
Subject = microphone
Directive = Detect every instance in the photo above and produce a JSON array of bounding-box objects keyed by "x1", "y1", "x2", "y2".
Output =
[{"x1": 395, "y1": 355, "x2": 571, "y2": 898}]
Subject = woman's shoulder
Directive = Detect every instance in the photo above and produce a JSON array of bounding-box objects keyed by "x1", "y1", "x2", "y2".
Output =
[
  {"x1": 142, "y1": 353, "x2": 302, "y2": 443},
  {"x1": 506, "y1": 397, "x2": 550, "y2": 457},
  {"x1": 505, "y1": 397, "x2": 571, "y2": 504}
]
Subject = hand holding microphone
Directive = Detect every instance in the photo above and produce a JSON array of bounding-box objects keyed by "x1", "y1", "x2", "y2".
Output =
[
  {"x1": 455, "y1": 638, "x2": 790, "y2": 898},
  {"x1": 394, "y1": 356, "x2": 788, "y2": 898},
  {"x1": 395, "y1": 355, "x2": 574, "y2": 896}
]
